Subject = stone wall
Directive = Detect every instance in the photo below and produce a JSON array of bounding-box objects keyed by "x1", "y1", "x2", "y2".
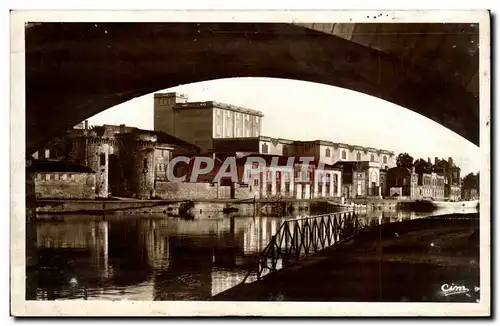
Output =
[
  {"x1": 155, "y1": 182, "x2": 232, "y2": 200},
  {"x1": 34, "y1": 172, "x2": 96, "y2": 199}
]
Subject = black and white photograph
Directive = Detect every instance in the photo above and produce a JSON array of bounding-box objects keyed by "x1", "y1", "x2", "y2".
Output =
[{"x1": 10, "y1": 9, "x2": 491, "y2": 317}]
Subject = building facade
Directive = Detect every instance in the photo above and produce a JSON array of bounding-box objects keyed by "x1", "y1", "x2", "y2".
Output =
[
  {"x1": 387, "y1": 167, "x2": 418, "y2": 198},
  {"x1": 414, "y1": 172, "x2": 445, "y2": 200},
  {"x1": 235, "y1": 154, "x2": 342, "y2": 200},
  {"x1": 434, "y1": 157, "x2": 462, "y2": 201},
  {"x1": 333, "y1": 161, "x2": 382, "y2": 199},
  {"x1": 154, "y1": 92, "x2": 264, "y2": 153},
  {"x1": 30, "y1": 161, "x2": 97, "y2": 199}
]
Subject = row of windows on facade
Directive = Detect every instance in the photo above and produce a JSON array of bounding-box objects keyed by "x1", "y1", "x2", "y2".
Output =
[
  {"x1": 261, "y1": 183, "x2": 339, "y2": 194},
  {"x1": 216, "y1": 109, "x2": 260, "y2": 122},
  {"x1": 32, "y1": 149, "x2": 54, "y2": 160},
  {"x1": 248, "y1": 170, "x2": 339, "y2": 183},
  {"x1": 259, "y1": 143, "x2": 389, "y2": 164},
  {"x1": 216, "y1": 125, "x2": 258, "y2": 138},
  {"x1": 340, "y1": 149, "x2": 388, "y2": 163},
  {"x1": 36, "y1": 173, "x2": 80, "y2": 181}
]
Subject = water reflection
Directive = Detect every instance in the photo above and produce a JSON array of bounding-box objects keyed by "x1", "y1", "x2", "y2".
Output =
[{"x1": 27, "y1": 206, "x2": 478, "y2": 301}]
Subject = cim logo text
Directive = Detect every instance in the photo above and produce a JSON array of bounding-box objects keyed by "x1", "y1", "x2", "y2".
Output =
[{"x1": 441, "y1": 283, "x2": 470, "y2": 296}]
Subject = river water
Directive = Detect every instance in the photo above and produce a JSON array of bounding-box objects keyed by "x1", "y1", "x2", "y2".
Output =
[{"x1": 26, "y1": 205, "x2": 478, "y2": 301}]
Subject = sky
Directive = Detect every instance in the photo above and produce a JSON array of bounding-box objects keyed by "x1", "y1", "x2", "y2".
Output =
[{"x1": 87, "y1": 77, "x2": 480, "y2": 175}]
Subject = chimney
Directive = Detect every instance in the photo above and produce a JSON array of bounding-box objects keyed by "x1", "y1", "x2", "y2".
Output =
[
  {"x1": 84, "y1": 120, "x2": 89, "y2": 130},
  {"x1": 448, "y1": 157, "x2": 453, "y2": 166},
  {"x1": 120, "y1": 124, "x2": 126, "y2": 134},
  {"x1": 427, "y1": 157, "x2": 431, "y2": 164},
  {"x1": 434, "y1": 157, "x2": 438, "y2": 165}
]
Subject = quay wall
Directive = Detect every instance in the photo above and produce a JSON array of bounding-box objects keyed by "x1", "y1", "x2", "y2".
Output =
[
  {"x1": 36, "y1": 199, "x2": 180, "y2": 214},
  {"x1": 154, "y1": 182, "x2": 253, "y2": 200},
  {"x1": 155, "y1": 182, "x2": 232, "y2": 200}
]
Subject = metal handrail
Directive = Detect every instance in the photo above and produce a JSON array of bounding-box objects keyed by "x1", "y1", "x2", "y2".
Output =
[{"x1": 242, "y1": 211, "x2": 359, "y2": 284}]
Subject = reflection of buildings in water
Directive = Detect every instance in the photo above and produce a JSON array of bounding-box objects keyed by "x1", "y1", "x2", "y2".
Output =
[
  {"x1": 36, "y1": 220, "x2": 110, "y2": 276},
  {"x1": 153, "y1": 236, "x2": 213, "y2": 301},
  {"x1": 137, "y1": 220, "x2": 169, "y2": 270},
  {"x1": 153, "y1": 217, "x2": 233, "y2": 237},
  {"x1": 32, "y1": 220, "x2": 112, "y2": 299},
  {"x1": 243, "y1": 217, "x2": 282, "y2": 255}
]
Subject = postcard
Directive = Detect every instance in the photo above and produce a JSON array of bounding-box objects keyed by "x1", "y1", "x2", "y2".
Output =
[{"x1": 10, "y1": 9, "x2": 490, "y2": 317}]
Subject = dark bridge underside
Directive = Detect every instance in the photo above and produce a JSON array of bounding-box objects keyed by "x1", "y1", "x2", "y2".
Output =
[{"x1": 25, "y1": 22, "x2": 479, "y2": 153}]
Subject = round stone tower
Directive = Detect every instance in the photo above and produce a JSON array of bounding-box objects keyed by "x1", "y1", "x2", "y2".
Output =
[
  {"x1": 86, "y1": 135, "x2": 111, "y2": 198},
  {"x1": 130, "y1": 132, "x2": 157, "y2": 199}
]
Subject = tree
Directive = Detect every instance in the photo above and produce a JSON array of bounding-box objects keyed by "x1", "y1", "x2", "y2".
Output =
[
  {"x1": 462, "y1": 172, "x2": 479, "y2": 190},
  {"x1": 396, "y1": 153, "x2": 414, "y2": 169},
  {"x1": 414, "y1": 158, "x2": 433, "y2": 174}
]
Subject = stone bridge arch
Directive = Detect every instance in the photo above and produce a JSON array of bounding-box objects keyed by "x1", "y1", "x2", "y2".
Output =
[{"x1": 25, "y1": 22, "x2": 479, "y2": 153}]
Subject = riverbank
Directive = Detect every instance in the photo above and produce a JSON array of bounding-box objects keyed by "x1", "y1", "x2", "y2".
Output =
[
  {"x1": 35, "y1": 197, "x2": 329, "y2": 217},
  {"x1": 212, "y1": 213, "x2": 479, "y2": 302}
]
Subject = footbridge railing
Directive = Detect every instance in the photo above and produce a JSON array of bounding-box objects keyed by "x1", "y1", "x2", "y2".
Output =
[{"x1": 242, "y1": 211, "x2": 359, "y2": 284}]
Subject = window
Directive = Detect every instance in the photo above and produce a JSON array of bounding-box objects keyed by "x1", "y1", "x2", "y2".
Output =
[
  {"x1": 99, "y1": 153, "x2": 106, "y2": 166},
  {"x1": 54, "y1": 174, "x2": 59, "y2": 181},
  {"x1": 283, "y1": 146, "x2": 289, "y2": 156},
  {"x1": 254, "y1": 116, "x2": 259, "y2": 123},
  {"x1": 45, "y1": 174, "x2": 50, "y2": 181},
  {"x1": 245, "y1": 115, "x2": 249, "y2": 121},
  {"x1": 226, "y1": 110, "x2": 231, "y2": 118},
  {"x1": 45, "y1": 149, "x2": 50, "y2": 159},
  {"x1": 325, "y1": 148, "x2": 331, "y2": 157},
  {"x1": 261, "y1": 143, "x2": 268, "y2": 154},
  {"x1": 61, "y1": 173, "x2": 67, "y2": 181},
  {"x1": 216, "y1": 109, "x2": 221, "y2": 116},
  {"x1": 341, "y1": 150, "x2": 346, "y2": 160},
  {"x1": 383, "y1": 155, "x2": 387, "y2": 164},
  {"x1": 356, "y1": 152, "x2": 361, "y2": 160},
  {"x1": 370, "y1": 154, "x2": 375, "y2": 162},
  {"x1": 254, "y1": 178, "x2": 259, "y2": 186},
  {"x1": 32, "y1": 151, "x2": 38, "y2": 160}
]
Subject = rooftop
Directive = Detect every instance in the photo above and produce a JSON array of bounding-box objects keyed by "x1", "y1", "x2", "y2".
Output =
[
  {"x1": 174, "y1": 101, "x2": 264, "y2": 117},
  {"x1": 76, "y1": 124, "x2": 200, "y2": 150},
  {"x1": 28, "y1": 160, "x2": 95, "y2": 173}
]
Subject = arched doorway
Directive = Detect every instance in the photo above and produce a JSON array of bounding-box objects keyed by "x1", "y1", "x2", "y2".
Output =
[{"x1": 108, "y1": 154, "x2": 126, "y2": 196}]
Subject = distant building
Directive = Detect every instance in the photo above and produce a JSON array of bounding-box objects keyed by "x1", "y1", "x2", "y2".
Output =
[
  {"x1": 154, "y1": 92, "x2": 264, "y2": 153},
  {"x1": 28, "y1": 160, "x2": 96, "y2": 199},
  {"x1": 333, "y1": 161, "x2": 382, "y2": 199},
  {"x1": 379, "y1": 168, "x2": 388, "y2": 197},
  {"x1": 293, "y1": 141, "x2": 396, "y2": 169},
  {"x1": 213, "y1": 136, "x2": 294, "y2": 157},
  {"x1": 387, "y1": 166, "x2": 418, "y2": 198},
  {"x1": 414, "y1": 172, "x2": 445, "y2": 200},
  {"x1": 433, "y1": 157, "x2": 461, "y2": 201},
  {"x1": 235, "y1": 154, "x2": 342, "y2": 200},
  {"x1": 462, "y1": 188, "x2": 479, "y2": 201}
]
